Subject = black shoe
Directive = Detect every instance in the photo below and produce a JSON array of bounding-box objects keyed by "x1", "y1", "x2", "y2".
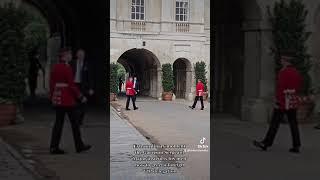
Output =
[
  {"x1": 76, "y1": 145, "x2": 92, "y2": 153},
  {"x1": 50, "y1": 148, "x2": 65, "y2": 155},
  {"x1": 253, "y1": 140, "x2": 268, "y2": 151},
  {"x1": 314, "y1": 124, "x2": 320, "y2": 129},
  {"x1": 134, "y1": 107, "x2": 138, "y2": 110},
  {"x1": 126, "y1": 108, "x2": 131, "y2": 111},
  {"x1": 201, "y1": 108, "x2": 204, "y2": 110},
  {"x1": 189, "y1": 106, "x2": 194, "y2": 109},
  {"x1": 289, "y1": 147, "x2": 300, "y2": 154}
]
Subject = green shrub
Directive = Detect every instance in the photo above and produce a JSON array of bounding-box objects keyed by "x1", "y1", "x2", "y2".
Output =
[
  {"x1": 0, "y1": 3, "x2": 29, "y2": 104},
  {"x1": 268, "y1": 0, "x2": 311, "y2": 95},
  {"x1": 194, "y1": 61, "x2": 208, "y2": 91},
  {"x1": 162, "y1": 63, "x2": 174, "y2": 92},
  {"x1": 110, "y1": 63, "x2": 119, "y2": 93}
]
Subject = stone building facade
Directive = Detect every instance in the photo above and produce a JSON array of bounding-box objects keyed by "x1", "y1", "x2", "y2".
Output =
[
  {"x1": 214, "y1": 0, "x2": 320, "y2": 122},
  {"x1": 110, "y1": 0, "x2": 210, "y2": 100}
]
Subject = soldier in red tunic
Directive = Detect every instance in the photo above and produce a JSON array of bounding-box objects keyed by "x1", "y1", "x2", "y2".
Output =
[
  {"x1": 253, "y1": 54, "x2": 303, "y2": 153},
  {"x1": 49, "y1": 48, "x2": 91, "y2": 154},
  {"x1": 189, "y1": 79, "x2": 205, "y2": 110},
  {"x1": 125, "y1": 77, "x2": 138, "y2": 110}
]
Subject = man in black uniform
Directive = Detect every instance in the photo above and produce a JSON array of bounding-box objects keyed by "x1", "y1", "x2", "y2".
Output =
[
  {"x1": 28, "y1": 49, "x2": 44, "y2": 98},
  {"x1": 70, "y1": 49, "x2": 95, "y2": 125}
]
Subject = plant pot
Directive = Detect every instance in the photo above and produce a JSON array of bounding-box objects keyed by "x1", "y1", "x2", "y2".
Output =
[
  {"x1": 162, "y1": 92, "x2": 173, "y2": 101},
  {"x1": 110, "y1": 93, "x2": 117, "y2": 102},
  {"x1": 297, "y1": 98, "x2": 315, "y2": 123},
  {"x1": 0, "y1": 104, "x2": 16, "y2": 127}
]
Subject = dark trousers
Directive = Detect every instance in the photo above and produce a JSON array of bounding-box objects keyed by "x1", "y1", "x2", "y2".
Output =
[
  {"x1": 126, "y1": 95, "x2": 137, "y2": 109},
  {"x1": 50, "y1": 107, "x2": 84, "y2": 150},
  {"x1": 192, "y1": 96, "x2": 204, "y2": 109},
  {"x1": 28, "y1": 76, "x2": 37, "y2": 97},
  {"x1": 263, "y1": 108, "x2": 301, "y2": 148},
  {"x1": 76, "y1": 83, "x2": 87, "y2": 125}
]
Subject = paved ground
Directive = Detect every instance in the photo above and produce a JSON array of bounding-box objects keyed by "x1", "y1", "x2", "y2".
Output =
[
  {"x1": 115, "y1": 96, "x2": 210, "y2": 180},
  {"x1": 213, "y1": 114, "x2": 320, "y2": 180},
  {"x1": 110, "y1": 107, "x2": 185, "y2": 180},
  {"x1": 0, "y1": 105, "x2": 107, "y2": 180},
  {"x1": 0, "y1": 138, "x2": 35, "y2": 180}
]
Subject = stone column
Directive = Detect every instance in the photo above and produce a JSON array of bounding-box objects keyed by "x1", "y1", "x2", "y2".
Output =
[
  {"x1": 186, "y1": 70, "x2": 193, "y2": 101},
  {"x1": 241, "y1": 20, "x2": 274, "y2": 123},
  {"x1": 157, "y1": 68, "x2": 162, "y2": 100}
]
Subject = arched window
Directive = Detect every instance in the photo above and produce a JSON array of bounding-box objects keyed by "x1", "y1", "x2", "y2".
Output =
[
  {"x1": 175, "y1": 0, "x2": 189, "y2": 22},
  {"x1": 131, "y1": 0, "x2": 145, "y2": 20}
]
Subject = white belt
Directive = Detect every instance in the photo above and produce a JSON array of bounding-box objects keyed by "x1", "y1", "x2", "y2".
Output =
[
  {"x1": 198, "y1": 90, "x2": 203, "y2": 92},
  {"x1": 283, "y1": 89, "x2": 295, "y2": 94},
  {"x1": 127, "y1": 88, "x2": 132, "y2": 90},
  {"x1": 55, "y1": 83, "x2": 68, "y2": 87}
]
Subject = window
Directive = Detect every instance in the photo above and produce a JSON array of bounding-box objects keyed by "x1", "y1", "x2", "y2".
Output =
[
  {"x1": 175, "y1": 0, "x2": 188, "y2": 22},
  {"x1": 131, "y1": 0, "x2": 145, "y2": 20}
]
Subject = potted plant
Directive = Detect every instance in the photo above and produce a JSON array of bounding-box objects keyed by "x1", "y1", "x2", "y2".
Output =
[
  {"x1": 194, "y1": 61, "x2": 208, "y2": 100},
  {"x1": 268, "y1": 0, "x2": 313, "y2": 123},
  {"x1": 162, "y1": 63, "x2": 174, "y2": 101},
  {"x1": 0, "y1": 3, "x2": 28, "y2": 126},
  {"x1": 110, "y1": 62, "x2": 118, "y2": 101}
]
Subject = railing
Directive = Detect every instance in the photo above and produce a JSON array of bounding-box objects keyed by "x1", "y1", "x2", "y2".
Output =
[
  {"x1": 131, "y1": 21, "x2": 146, "y2": 31},
  {"x1": 176, "y1": 23, "x2": 189, "y2": 32}
]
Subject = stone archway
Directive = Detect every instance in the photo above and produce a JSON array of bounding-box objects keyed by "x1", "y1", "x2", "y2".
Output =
[
  {"x1": 117, "y1": 48, "x2": 161, "y2": 98},
  {"x1": 214, "y1": 0, "x2": 271, "y2": 122},
  {"x1": 173, "y1": 58, "x2": 192, "y2": 99},
  {"x1": 9, "y1": 0, "x2": 107, "y2": 104}
]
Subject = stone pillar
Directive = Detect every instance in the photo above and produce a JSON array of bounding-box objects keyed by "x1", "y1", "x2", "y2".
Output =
[
  {"x1": 157, "y1": 68, "x2": 162, "y2": 100},
  {"x1": 241, "y1": 21, "x2": 274, "y2": 123},
  {"x1": 186, "y1": 70, "x2": 193, "y2": 101}
]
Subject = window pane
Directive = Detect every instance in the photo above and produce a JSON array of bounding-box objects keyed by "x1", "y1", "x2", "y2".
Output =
[
  {"x1": 180, "y1": 2, "x2": 183, "y2": 7},
  {"x1": 176, "y1": 15, "x2": 179, "y2": 21},
  {"x1": 140, "y1": 14, "x2": 144, "y2": 20},
  {"x1": 141, "y1": 0, "x2": 144, "y2": 6},
  {"x1": 183, "y1": 8, "x2": 186, "y2": 14},
  {"x1": 141, "y1": 7, "x2": 144, "y2": 13},
  {"x1": 131, "y1": 13, "x2": 135, "y2": 19},
  {"x1": 180, "y1": 15, "x2": 183, "y2": 21},
  {"x1": 137, "y1": 0, "x2": 140, "y2": 5},
  {"x1": 180, "y1": 8, "x2": 184, "y2": 14},
  {"x1": 184, "y1": 2, "x2": 188, "y2": 8},
  {"x1": 136, "y1": 6, "x2": 140, "y2": 13},
  {"x1": 131, "y1": 6, "x2": 135, "y2": 13},
  {"x1": 132, "y1": 0, "x2": 136, "y2": 5},
  {"x1": 176, "y1": 2, "x2": 179, "y2": 8},
  {"x1": 176, "y1": 8, "x2": 179, "y2": 15},
  {"x1": 136, "y1": 13, "x2": 140, "y2": 20}
]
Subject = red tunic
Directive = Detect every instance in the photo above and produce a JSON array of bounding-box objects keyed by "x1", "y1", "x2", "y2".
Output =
[
  {"x1": 276, "y1": 66, "x2": 303, "y2": 110},
  {"x1": 196, "y1": 82, "x2": 205, "y2": 96},
  {"x1": 50, "y1": 63, "x2": 82, "y2": 107},
  {"x1": 126, "y1": 81, "x2": 136, "y2": 96}
]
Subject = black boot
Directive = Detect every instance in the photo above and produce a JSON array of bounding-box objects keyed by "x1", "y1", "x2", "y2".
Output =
[
  {"x1": 76, "y1": 145, "x2": 92, "y2": 153},
  {"x1": 253, "y1": 140, "x2": 268, "y2": 151},
  {"x1": 50, "y1": 148, "x2": 66, "y2": 155},
  {"x1": 289, "y1": 147, "x2": 300, "y2": 154}
]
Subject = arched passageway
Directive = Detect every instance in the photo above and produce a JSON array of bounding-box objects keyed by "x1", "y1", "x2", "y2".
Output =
[
  {"x1": 11, "y1": 0, "x2": 107, "y2": 104},
  {"x1": 117, "y1": 49, "x2": 161, "y2": 98},
  {"x1": 214, "y1": 0, "x2": 263, "y2": 119},
  {"x1": 173, "y1": 58, "x2": 192, "y2": 99}
]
